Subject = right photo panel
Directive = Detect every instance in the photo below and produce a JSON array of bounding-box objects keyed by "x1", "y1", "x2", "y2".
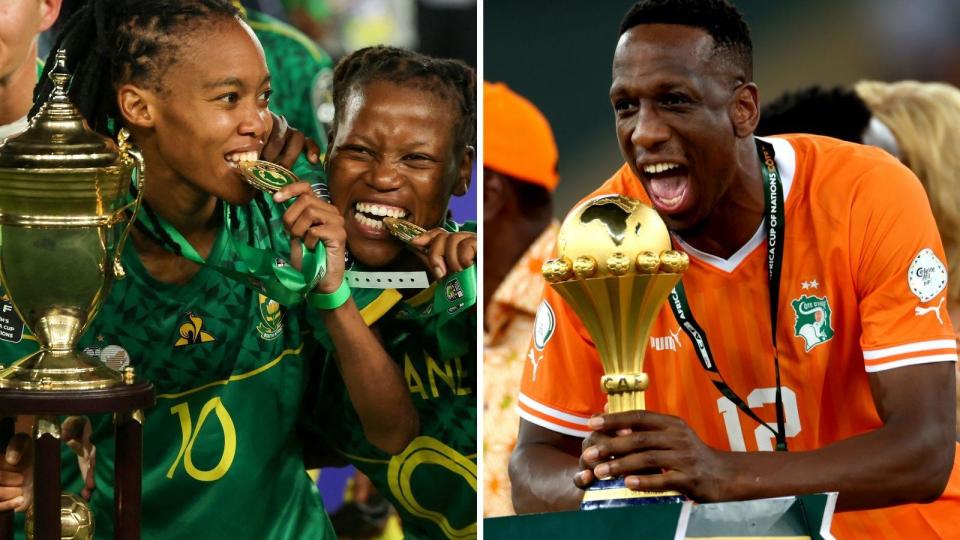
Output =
[{"x1": 483, "y1": 0, "x2": 960, "y2": 538}]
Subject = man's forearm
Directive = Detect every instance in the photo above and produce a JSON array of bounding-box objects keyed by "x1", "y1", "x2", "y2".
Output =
[
  {"x1": 320, "y1": 299, "x2": 419, "y2": 454},
  {"x1": 719, "y1": 417, "x2": 954, "y2": 510},
  {"x1": 509, "y1": 442, "x2": 584, "y2": 513}
]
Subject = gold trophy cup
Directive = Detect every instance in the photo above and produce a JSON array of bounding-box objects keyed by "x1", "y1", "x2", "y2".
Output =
[
  {"x1": 542, "y1": 194, "x2": 689, "y2": 510},
  {"x1": 0, "y1": 50, "x2": 155, "y2": 540},
  {"x1": 0, "y1": 50, "x2": 144, "y2": 390}
]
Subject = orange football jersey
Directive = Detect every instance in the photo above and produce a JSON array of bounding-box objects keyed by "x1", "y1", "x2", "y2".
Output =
[{"x1": 519, "y1": 135, "x2": 960, "y2": 538}]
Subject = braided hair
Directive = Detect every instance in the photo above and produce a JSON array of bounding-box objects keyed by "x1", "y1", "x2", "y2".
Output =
[
  {"x1": 330, "y1": 46, "x2": 476, "y2": 156},
  {"x1": 30, "y1": 0, "x2": 241, "y2": 137}
]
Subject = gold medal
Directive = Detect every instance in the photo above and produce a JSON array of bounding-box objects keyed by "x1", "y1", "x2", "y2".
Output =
[
  {"x1": 383, "y1": 216, "x2": 427, "y2": 245},
  {"x1": 238, "y1": 160, "x2": 300, "y2": 193}
]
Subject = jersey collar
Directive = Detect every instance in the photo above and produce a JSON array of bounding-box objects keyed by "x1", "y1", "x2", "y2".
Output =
[{"x1": 672, "y1": 136, "x2": 796, "y2": 274}]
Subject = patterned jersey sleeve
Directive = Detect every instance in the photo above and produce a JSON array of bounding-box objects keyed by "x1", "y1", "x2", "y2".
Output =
[
  {"x1": 850, "y1": 159, "x2": 958, "y2": 372},
  {"x1": 517, "y1": 284, "x2": 607, "y2": 438}
]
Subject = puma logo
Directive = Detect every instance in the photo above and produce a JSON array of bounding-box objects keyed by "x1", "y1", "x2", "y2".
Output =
[
  {"x1": 915, "y1": 298, "x2": 945, "y2": 325},
  {"x1": 651, "y1": 327, "x2": 683, "y2": 352},
  {"x1": 527, "y1": 348, "x2": 543, "y2": 381}
]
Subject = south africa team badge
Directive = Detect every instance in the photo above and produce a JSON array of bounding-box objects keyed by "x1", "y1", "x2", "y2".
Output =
[
  {"x1": 256, "y1": 294, "x2": 284, "y2": 341},
  {"x1": 791, "y1": 295, "x2": 835, "y2": 352}
]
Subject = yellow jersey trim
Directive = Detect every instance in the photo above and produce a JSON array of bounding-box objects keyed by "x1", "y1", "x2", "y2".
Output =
[
  {"x1": 407, "y1": 283, "x2": 436, "y2": 308},
  {"x1": 157, "y1": 344, "x2": 304, "y2": 400},
  {"x1": 359, "y1": 289, "x2": 403, "y2": 326},
  {"x1": 335, "y1": 446, "x2": 477, "y2": 465}
]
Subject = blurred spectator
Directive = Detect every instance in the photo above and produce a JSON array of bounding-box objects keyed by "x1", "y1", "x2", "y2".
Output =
[
  {"x1": 236, "y1": 2, "x2": 336, "y2": 150},
  {"x1": 758, "y1": 80, "x2": 960, "y2": 437},
  {"x1": 293, "y1": 0, "x2": 415, "y2": 59},
  {"x1": 0, "y1": 0, "x2": 62, "y2": 139},
  {"x1": 483, "y1": 81, "x2": 559, "y2": 516}
]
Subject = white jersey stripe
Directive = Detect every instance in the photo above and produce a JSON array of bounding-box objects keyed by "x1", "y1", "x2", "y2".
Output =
[
  {"x1": 862, "y1": 339, "x2": 957, "y2": 360},
  {"x1": 518, "y1": 392, "x2": 591, "y2": 426},
  {"x1": 864, "y1": 353, "x2": 958, "y2": 373},
  {"x1": 516, "y1": 408, "x2": 591, "y2": 438}
]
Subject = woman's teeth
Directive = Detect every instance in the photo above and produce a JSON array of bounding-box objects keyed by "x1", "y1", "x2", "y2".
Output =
[
  {"x1": 355, "y1": 202, "x2": 407, "y2": 218},
  {"x1": 353, "y1": 202, "x2": 408, "y2": 231},
  {"x1": 355, "y1": 213, "x2": 385, "y2": 230},
  {"x1": 225, "y1": 150, "x2": 260, "y2": 168}
]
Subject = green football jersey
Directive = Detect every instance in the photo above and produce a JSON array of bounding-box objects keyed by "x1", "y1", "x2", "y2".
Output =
[
  {"x1": 311, "y1": 222, "x2": 478, "y2": 540},
  {"x1": 0, "y1": 196, "x2": 335, "y2": 539},
  {"x1": 247, "y1": 9, "x2": 334, "y2": 151}
]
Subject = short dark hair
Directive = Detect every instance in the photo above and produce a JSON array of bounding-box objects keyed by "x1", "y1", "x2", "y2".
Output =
[
  {"x1": 620, "y1": 0, "x2": 753, "y2": 79},
  {"x1": 756, "y1": 86, "x2": 871, "y2": 143},
  {"x1": 330, "y1": 46, "x2": 476, "y2": 154}
]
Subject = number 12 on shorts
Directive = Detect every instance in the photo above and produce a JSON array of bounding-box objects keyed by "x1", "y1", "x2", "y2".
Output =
[{"x1": 717, "y1": 386, "x2": 801, "y2": 451}]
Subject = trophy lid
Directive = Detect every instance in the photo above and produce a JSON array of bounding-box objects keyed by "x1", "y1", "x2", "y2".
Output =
[{"x1": 0, "y1": 49, "x2": 119, "y2": 169}]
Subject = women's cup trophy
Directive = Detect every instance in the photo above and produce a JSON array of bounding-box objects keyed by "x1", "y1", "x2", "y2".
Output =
[
  {"x1": 542, "y1": 194, "x2": 689, "y2": 511},
  {"x1": 0, "y1": 50, "x2": 154, "y2": 540}
]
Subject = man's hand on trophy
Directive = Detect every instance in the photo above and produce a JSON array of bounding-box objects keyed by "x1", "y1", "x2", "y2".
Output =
[
  {"x1": 274, "y1": 182, "x2": 347, "y2": 294},
  {"x1": 408, "y1": 230, "x2": 477, "y2": 279},
  {"x1": 0, "y1": 431, "x2": 32, "y2": 512},
  {"x1": 576, "y1": 410, "x2": 733, "y2": 502},
  {"x1": 262, "y1": 113, "x2": 321, "y2": 169}
]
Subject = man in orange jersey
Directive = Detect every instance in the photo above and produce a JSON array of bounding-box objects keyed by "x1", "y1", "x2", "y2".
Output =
[
  {"x1": 508, "y1": 0, "x2": 959, "y2": 537},
  {"x1": 483, "y1": 81, "x2": 560, "y2": 516}
]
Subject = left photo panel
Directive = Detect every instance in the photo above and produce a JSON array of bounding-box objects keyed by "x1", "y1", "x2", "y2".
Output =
[{"x1": 0, "y1": 1, "x2": 477, "y2": 539}]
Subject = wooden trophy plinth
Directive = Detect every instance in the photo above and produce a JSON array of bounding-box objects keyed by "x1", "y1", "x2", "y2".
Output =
[{"x1": 0, "y1": 381, "x2": 154, "y2": 540}]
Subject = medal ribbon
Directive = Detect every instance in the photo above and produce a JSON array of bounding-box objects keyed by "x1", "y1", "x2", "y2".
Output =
[
  {"x1": 133, "y1": 190, "x2": 326, "y2": 307},
  {"x1": 393, "y1": 265, "x2": 477, "y2": 360},
  {"x1": 669, "y1": 139, "x2": 789, "y2": 451},
  {"x1": 390, "y1": 220, "x2": 477, "y2": 359}
]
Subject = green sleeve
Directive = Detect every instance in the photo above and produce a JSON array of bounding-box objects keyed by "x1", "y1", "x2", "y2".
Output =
[{"x1": 247, "y1": 10, "x2": 334, "y2": 148}]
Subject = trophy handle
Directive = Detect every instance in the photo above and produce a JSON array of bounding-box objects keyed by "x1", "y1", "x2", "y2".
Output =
[{"x1": 113, "y1": 129, "x2": 146, "y2": 280}]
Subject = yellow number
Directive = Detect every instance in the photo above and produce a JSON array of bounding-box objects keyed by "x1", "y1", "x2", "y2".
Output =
[
  {"x1": 166, "y1": 397, "x2": 237, "y2": 482},
  {"x1": 387, "y1": 437, "x2": 476, "y2": 540}
]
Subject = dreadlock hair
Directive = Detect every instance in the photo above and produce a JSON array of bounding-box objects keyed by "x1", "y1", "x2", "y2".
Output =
[
  {"x1": 620, "y1": 0, "x2": 753, "y2": 80},
  {"x1": 30, "y1": 0, "x2": 241, "y2": 137},
  {"x1": 330, "y1": 46, "x2": 476, "y2": 156},
  {"x1": 756, "y1": 86, "x2": 871, "y2": 142}
]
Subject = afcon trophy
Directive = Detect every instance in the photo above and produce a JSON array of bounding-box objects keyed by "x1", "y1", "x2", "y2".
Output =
[
  {"x1": 0, "y1": 50, "x2": 154, "y2": 540},
  {"x1": 541, "y1": 194, "x2": 689, "y2": 510}
]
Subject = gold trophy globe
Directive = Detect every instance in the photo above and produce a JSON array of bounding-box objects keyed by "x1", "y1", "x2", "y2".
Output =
[
  {"x1": 542, "y1": 194, "x2": 689, "y2": 510},
  {"x1": 0, "y1": 50, "x2": 155, "y2": 540}
]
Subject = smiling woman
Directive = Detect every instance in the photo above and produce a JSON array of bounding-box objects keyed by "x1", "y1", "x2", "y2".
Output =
[
  {"x1": 300, "y1": 46, "x2": 479, "y2": 540},
  {"x1": 0, "y1": 1, "x2": 419, "y2": 539}
]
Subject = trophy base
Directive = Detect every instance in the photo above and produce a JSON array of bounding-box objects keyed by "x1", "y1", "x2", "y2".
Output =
[
  {"x1": 0, "y1": 349, "x2": 123, "y2": 391},
  {"x1": 581, "y1": 477, "x2": 686, "y2": 511}
]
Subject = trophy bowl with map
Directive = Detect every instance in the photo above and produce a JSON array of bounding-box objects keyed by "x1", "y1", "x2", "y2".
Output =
[{"x1": 541, "y1": 194, "x2": 689, "y2": 510}]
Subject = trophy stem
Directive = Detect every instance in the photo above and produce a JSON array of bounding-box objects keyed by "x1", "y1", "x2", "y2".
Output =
[
  {"x1": 0, "y1": 349, "x2": 122, "y2": 390},
  {"x1": 609, "y1": 390, "x2": 646, "y2": 413}
]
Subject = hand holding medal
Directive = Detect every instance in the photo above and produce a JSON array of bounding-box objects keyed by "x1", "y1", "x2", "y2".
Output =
[
  {"x1": 238, "y1": 160, "x2": 350, "y2": 308},
  {"x1": 384, "y1": 216, "x2": 477, "y2": 279}
]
